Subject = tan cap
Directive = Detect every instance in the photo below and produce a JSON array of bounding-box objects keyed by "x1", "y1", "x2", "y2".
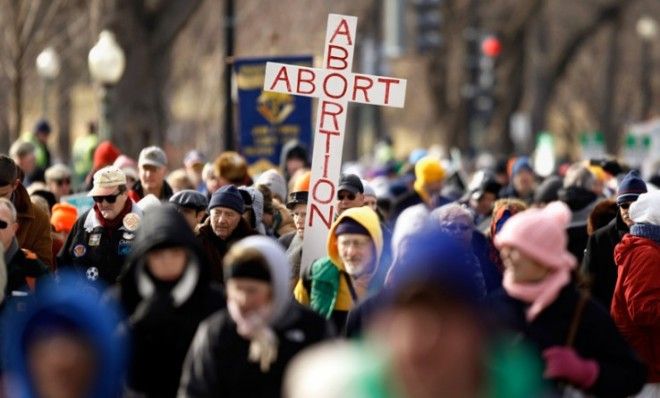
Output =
[
  {"x1": 88, "y1": 166, "x2": 126, "y2": 196},
  {"x1": 45, "y1": 163, "x2": 72, "y2": 182}
]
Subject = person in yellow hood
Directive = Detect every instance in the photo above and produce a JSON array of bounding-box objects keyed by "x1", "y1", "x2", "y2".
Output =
[
  {"x1": 294, "y1": 206, "x2": 383, "y2": 332},
  {"x1": 388, "y1": 155, "x2": 446, "y2": 226}
]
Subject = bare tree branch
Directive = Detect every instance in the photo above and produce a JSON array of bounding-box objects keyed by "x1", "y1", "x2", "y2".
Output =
[{"x1": 150, "y1": 0, "x2": 204, "y2": 53}]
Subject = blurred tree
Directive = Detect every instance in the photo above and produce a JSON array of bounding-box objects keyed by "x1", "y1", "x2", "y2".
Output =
[{"x1": 98, "y1": 0, "x2": 204, "y2": 156}]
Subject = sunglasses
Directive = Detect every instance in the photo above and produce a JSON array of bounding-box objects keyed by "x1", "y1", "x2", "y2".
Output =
[
  {"x1": 0, "y1": 220, "x2": 7, "y2": 229},
  {"x1": 337, "y1": 192, "x2": 356, "y2": 201},
  {"x1": 92, "y1": 192, "x2": 122, "y2": 204},
  {"x1": 619, "y1": 202, "x2": 632, "y2": 210},
  {"x1": 54, "y1": 178, "x2": 71, "y2": 186}
]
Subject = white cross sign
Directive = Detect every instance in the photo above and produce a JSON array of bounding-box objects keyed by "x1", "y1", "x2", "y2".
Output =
[{"x1": 263, "y1": 14, "x2": 407, "y2": 271}]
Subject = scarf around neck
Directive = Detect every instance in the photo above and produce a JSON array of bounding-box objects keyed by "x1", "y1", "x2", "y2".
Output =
[
  {"x1": 93, "y1": 199, "x2": 133, "y2": 229},
  {"x1": 503, "y1": 268, "x2": 571, "y2": 322},
  {"x1": 631, "y1": 223, "x2": 660, "y2": 244}
]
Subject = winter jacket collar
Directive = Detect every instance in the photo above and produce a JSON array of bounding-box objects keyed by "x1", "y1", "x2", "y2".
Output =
[
  {"x1": 136, "y1": 259, "x2": 200, "y2": 307},
  {"x1": 12, "y1": 183, "x2": 34, "y2": 221},
  {"x1": 84, "y1": 203, "x2": 143, "y2": 232},
  {"x1": 631, "y1": 223, "x2": 660, "y2": 244},
  {"x1": 131, "y1": 179, "x2": 174, "y2": 201}
]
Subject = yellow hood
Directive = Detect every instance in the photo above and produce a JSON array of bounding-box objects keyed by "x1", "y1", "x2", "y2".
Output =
[{"x1": 327, "y1": 206, "x2": 383, "y2": 270}]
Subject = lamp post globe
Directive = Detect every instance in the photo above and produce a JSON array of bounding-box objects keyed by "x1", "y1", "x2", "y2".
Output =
[
  {"x1": 637, "y1": 16, "x2": 658, "y2": 41},
  {"x1": 36, "y1": 47, "x2": 61, "y2": 80},
  {"x1": 36, "y1": 46, "x2": 60, "y2": 118},
  {"x1": 88, "y1": 30, "x2": 125, "y2": 85},
  {"x1": 88, "y1": 30, "x2": 125, "y2": 141}
]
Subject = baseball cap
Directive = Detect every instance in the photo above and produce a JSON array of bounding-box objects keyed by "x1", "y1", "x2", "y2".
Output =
[
  {"x1": 338, "y1": 174, "x2": 364, "y2": 195},
  {"x1": 138, "y1": 146, "x2": 167, "y2": 168},
  {"x1": 88, "y1": 166, "x2": 127, "y2": 196}
]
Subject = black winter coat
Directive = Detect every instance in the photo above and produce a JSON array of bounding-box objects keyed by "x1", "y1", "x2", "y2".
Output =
[
  {"x1": 195, "y1": 217, "x2": 256, "y2": 284},
  {"x1": 178, "y1": 302, "x2": 332, "y2": 398},
  {"x1": 113, "y1": 205, "x2": 225, "y2": 398},
  {"x1": 581, "y1": 213, "x2": 628, "y2": 309},
  {"x1": 491, "y1": 284, "x2": 646, "y2": 397}
]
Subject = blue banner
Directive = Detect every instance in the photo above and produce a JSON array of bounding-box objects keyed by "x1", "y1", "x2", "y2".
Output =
[{"x1": 234, "y1": 56, "x2": 313, "y2": 168}]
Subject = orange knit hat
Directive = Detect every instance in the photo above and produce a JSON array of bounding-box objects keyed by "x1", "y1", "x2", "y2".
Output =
[
  {"x1": 292, "y1": 171, "x2": 311, "y2": 192},
  {"x1": 51, "y1": 203, "x2": 78, "y2": 233}
]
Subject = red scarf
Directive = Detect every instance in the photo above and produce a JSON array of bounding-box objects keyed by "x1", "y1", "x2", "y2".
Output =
[{"x1": 93, "y1": 199, "x2": 133, "y2": 229}]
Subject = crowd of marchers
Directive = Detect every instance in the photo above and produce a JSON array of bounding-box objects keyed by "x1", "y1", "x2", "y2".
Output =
[{"x1": 0, "y1": 119, "x2": 657, "y2": 397}]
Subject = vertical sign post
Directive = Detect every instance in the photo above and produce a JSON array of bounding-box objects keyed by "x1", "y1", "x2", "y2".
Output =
[{"x1": 263, "y1": 14, "x2": 407, "y2": 270}]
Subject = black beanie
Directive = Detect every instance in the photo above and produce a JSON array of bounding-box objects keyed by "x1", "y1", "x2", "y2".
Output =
[
  {"x1": 335, "y1": 217, "x2": 370, "y2": 237},
  {"x1": 225, "y1": 259, "x2": 271, "y2": 282},
  {"x1": 208, "y1": 185, "x2": 245, "y2": 214}
]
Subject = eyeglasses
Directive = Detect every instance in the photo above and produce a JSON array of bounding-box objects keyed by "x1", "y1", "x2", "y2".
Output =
[
  {"x1": 54, "y1": 178, "x2": 71, "y2": 186},
  {"x1": 92, "y1": 192, "x2": 122, "y2": 204},
  {"x1": 337, "y1": 192, "x2": 356, "y2": 201},
  {"x1": 0, "y1": 220, "x2": 7, "y2": 229},
  {"x1": 619, "y1": 202, "x2": 632, "y2": 210}
]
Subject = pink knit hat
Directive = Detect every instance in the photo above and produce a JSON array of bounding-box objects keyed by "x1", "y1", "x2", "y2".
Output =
[{"x1": 494, "y1": 201, "x2": 576, "y2": 270}]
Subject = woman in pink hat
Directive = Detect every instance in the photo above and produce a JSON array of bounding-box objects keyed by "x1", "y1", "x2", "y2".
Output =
[{"x1": 493, "y1": 202, "x2": 646, "y2": 397}]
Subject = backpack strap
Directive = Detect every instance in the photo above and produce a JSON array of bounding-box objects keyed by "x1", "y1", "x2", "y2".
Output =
[
  {"x1": 340, "y1": 270, "x2": 358, "y2": 303},
  {"x1": 566, "y1": 289, "x2": 590, "y2": 347}
]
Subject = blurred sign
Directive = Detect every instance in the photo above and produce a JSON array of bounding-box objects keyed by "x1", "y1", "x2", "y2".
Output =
[
  {"x1": 626, "y1": 118, "x2": 660, "y2": 177},
  {"x1": 234, "y1": 56, "x2": 314, "y2": 167},
  {"x1": 579, "y1": 131, "x2": 606, "y2": 160},
  {"x1": 61, "y1": 192, "x2": 94, "y2": 215},
  {"x1": 263, "y1": 14, "x2": 407, "y2": 271}
]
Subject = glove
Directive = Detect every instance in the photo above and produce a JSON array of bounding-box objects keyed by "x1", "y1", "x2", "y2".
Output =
[{"x1": 542, "y1": 346, "x2": 599, "y2": 389}]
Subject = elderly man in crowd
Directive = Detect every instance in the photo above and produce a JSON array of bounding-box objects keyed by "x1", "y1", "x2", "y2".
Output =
[
  {"x1": 196, "y1": 185, "x2": 256, "y2": 285},
  {"x1": 129, "y1": 146, "x2": 173, "y2": 202},
  {"x1": 59, "y1": 166, "x2": 142, "y2": 287}
]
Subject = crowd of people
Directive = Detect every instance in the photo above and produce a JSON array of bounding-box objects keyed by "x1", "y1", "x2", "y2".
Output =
[{"x1": 0, "y1": 119, "x2": 658, "y2": 397}]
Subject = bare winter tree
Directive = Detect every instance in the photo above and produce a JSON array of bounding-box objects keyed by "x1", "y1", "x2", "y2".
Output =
[{"x1": 97, "y1": 0, "x2": 205, "y2": 156}]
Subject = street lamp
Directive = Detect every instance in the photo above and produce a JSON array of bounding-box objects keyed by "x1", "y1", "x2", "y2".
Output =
[
  {"x1": 35, "y1": 47, "x2": 61, "y2": 117},
  {"x1": 636, "y1": 16, "x2": 657, "y2": 120},
  {"x1": 88, "y1": 30, "x2": 125, "y2": 141}
]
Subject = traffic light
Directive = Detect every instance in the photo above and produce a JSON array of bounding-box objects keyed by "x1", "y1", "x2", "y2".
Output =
[
  {"x1": 412, "y1": 0, "x2": 443, "y2": 53},
  {"x1": 475, "y1": 35, "x2": 500, "y2": 114}
]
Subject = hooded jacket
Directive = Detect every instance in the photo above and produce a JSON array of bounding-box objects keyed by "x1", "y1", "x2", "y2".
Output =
[
  {"x1": 294, "y1": 207, "x2": 383, "y2": 330},
  {"x1": 2, "y1": 273, "x2": 127, "y2": 398},
  {"x1": 279, "y1": 140, "x2": 309, "y2": 183},
  {"x1": 178, "y1": 237, "x2": 331, "y2": 398},
  {"x1": 611, "y1": 232, "x2": 660, "y2": 382},
  {"x1": 581, "y1": 212, "x2": 629, "y2": 309},
  {"x1": 111, "y1": 205, "x2": 225, "y2": 398}
]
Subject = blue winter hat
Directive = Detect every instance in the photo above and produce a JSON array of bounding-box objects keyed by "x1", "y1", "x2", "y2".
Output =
[
  {"x1": 208, "y1": 185, "x2": 245, "y2": 214},
  {"x1": 2, "y1": 272, "x2": 128, "y2": 398},
  {"x1": 617, "y1": 170, "x2": 647, "y2": 205},
  {"x1": 34, "y1": 119, "x2": 51, "y2": 134},
  {"x1": 511, "y1": 156, "x2": 534, "y2": 177}
]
